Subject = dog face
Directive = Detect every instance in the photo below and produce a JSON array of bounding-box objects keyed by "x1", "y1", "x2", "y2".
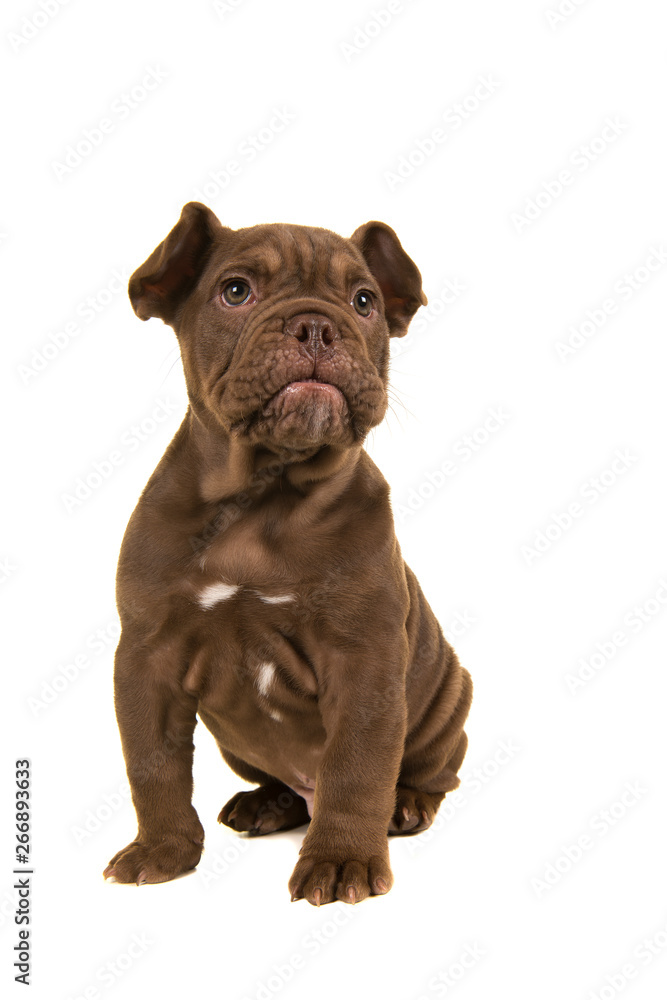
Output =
[{"x1": 129, "y1": 203, "x2": 426, "y2": 454}]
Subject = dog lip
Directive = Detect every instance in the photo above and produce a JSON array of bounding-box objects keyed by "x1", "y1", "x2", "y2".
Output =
[
  {"x1": 268, "y1": 379, "x2": 349, "y2": 417},
  {"x1": 279, "y1": 379, "x2": 344, "y2": 397}
]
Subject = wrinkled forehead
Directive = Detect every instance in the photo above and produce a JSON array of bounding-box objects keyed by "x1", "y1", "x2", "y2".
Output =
[{"x1": 205, "y1": 224, "x2": 375, "y2": 293}]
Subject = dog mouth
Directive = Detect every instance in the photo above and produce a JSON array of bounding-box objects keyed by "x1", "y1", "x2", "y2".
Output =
[
  {"x1": 223, "y1": 351, "x2": 386, "y2": 449},
  {"x1": 253, "y1": 376, "x2": 350, "y2": 447},
  {"x1": 275, "y1": 378, "x2": 346, "y2": 403}
]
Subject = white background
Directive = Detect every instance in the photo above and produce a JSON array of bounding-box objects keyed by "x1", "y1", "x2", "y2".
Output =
[{"x1": 2, "y1": 1, "x2": 667, "y2": 998}]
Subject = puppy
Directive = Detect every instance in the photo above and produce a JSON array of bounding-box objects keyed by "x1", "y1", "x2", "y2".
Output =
[{"x1": 104, "y1": 203, "x2": 472, "y2": 905}]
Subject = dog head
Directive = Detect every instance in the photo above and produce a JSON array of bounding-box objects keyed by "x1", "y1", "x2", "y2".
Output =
[{"x1": 129, "y1": 202, "x2": 426, "y2": 455}]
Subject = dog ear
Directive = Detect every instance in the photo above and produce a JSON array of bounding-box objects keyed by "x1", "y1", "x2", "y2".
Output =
[
  {"x1": 350, "y1": 221, "x2": 427, "y2": 337},
  {"x1": 129, "y1": 202, "x2": 225, "y2": 324}
]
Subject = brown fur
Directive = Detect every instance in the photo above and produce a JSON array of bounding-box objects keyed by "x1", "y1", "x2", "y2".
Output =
[{"x1": 103, "y1": 203, "x2": 472, "y2": 905}]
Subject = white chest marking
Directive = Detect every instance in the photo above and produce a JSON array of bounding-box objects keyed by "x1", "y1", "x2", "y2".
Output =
[
  {"x1": 257, "y1": 593, "x2": 295, "y2": 605},
  {"x1": 198, "y1": 582, "x2": 240, "y2": 609},
  {"x1": 256, "y1": 662, "x2": 275, "y2": 698}
]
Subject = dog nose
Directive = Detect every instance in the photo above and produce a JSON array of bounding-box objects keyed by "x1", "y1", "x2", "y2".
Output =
[{"x1": 284, "y1": 313, "x2": 338, "y2": 354}]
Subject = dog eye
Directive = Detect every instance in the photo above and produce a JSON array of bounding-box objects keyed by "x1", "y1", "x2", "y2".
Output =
[
  {"x1": 222, "y1": 280, "x2": 253, "y2": 306},
  {"x1": 352, "y1": 290, "x2": 374, "y2": 316}
]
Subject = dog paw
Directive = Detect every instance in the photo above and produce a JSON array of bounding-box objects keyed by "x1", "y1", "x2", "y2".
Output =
[
  {"x1": 388, "y1": 787, "x2": 441, "y2": 835},
  {"x1": 288, "y1": 852, "x2": 393, "y2": 906},
  {"x1": 218, "y1": 784, "x2": 310, "y2": 835},
  {"x1": 103, "y1": 835, "x2": 203, "y2": 885}
]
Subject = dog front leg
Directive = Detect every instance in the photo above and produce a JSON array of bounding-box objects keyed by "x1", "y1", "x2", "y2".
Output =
[
  {"x1": 288, "y1": 648, "x2": 407, "y2": 906},
  {"x1": 104, "y1": 632, "x2": 204, "y2": 884}
]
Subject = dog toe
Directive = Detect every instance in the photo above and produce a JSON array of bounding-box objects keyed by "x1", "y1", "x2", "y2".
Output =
[
  {"x1": 103, "y1": 837, "x2": 202, "y2": 885},
  {"x1": 289, "y1": 853, "x2": 393, "y2": 905},
  {"x1": 388, "y1": 787, "x2": 440, "y2": 835}
]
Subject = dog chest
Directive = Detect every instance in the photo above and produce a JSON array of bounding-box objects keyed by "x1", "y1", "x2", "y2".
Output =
[{"x1": 184, "y1": 596, "x2": 327, "y2": 788}]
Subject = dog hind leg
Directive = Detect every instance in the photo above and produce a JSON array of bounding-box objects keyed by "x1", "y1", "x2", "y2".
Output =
[
  {"x1": 216, "y1": 746, "x2": 310, "y2": 834},
  {"x1": 390, "y1": 660, "x2": 472, "y2": 836}
]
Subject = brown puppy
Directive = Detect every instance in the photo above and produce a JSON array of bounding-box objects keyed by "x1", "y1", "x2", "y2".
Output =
[{"x1": 104, "y1": 203, "x2": 472, "y2": 905}]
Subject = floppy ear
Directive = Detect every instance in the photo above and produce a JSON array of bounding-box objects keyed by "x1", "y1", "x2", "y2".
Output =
[
  {"x1": 128, "y1": 202, "x2": 225, "y2": 325},
  {"x1": 350, "y1": 221, "x2": 427, "y2": 337}
]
